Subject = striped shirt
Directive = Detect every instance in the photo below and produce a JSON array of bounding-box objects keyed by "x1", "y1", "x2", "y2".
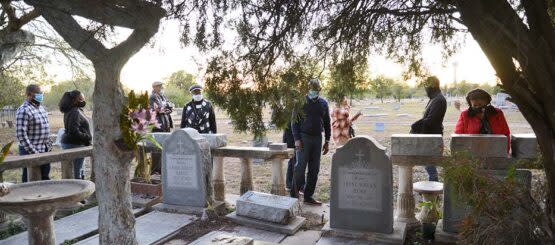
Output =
[{"x1": 16, "y1": 100, "x2": 50, "y2": 154}]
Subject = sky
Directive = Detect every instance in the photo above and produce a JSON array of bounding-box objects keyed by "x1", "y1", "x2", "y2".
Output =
[{"x1": 50, "y1": 20, "x2": 498, "y2": 92}]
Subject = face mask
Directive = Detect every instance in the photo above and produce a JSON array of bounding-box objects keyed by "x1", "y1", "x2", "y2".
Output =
[
  {"x1": 472, "y1": 105, "x2": 486, "y2": 111},
  {"x1": 192, "y1": 94, "x2": 203, "y2": 102},
  {"x1": 78, "y1": 101, "x2": 87, "y2": 108},
  {"x1": 33, "y1": 93, "x2": 44, "y2": 103},
  {"x1": 308, "y1": 90, "x2": 319, "y2": 99}
]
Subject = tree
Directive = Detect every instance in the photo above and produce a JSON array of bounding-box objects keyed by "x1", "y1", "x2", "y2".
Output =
[
  {"x1": 326, "y1": 57, "x2": 370, "y2": 104},
  {"x1": 163, "y1": 70, "x2": 195, "y2": 107},
  {"x1": 369, "y1": 76, "x2": 393, "y2": 103},
  {"x1": 179, "y1": 0, "x2": 555, "y2": 239},
  {"x1": 23, "y1": 1, "x2": 165, "y2": 244},
  {"x1": 43, "y1": 76, "x2": 94, "y2": 110},
  {"x1": 0, "y1": 73, "x2": 23, "y2": 108},
  {"x1": 391, "y1": 82, "x2": 409, "y2": 102}
]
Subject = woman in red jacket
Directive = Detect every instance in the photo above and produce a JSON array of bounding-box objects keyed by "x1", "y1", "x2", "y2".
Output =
[{"x1": 454, "y1": 89, "x2": 511, "y2": 153}]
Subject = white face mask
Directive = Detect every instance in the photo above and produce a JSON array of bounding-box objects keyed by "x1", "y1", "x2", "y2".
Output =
[{"x1": 192, "y1": 94, "x2": 203, "y2": 102}]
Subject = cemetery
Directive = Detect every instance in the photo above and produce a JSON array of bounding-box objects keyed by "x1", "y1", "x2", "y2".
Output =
[{"x1": 0, "y1": 1, "x2": 554, "y2": 245}]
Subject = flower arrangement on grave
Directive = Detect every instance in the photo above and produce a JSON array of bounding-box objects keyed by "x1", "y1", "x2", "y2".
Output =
[
  {"x1": 119, "y1": 91, "x2": 162, "y2": 184},
  {"x1": 0, "y1": 141, "x2": 14, "y2": 196}
]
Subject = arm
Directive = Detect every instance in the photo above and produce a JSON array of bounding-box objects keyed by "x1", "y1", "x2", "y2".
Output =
[
  {"x1": 322, "y1": 102, "x2": 331, "y2": 143},
  {"x1": 454, "y1": 112, "x2": 466, "y2": 134},
  {"x1": 419, "y1": 98, "x2": 447, "y2": 130},
  {"x1": 209, "y1": 104, "x2": 217, "y2": 133},
  {"x1": 67, "y1": 110, "x2": 91, "y2": 143},
  {"x1": 15, "y1": 108, "x2": 37, "y2": 154}
]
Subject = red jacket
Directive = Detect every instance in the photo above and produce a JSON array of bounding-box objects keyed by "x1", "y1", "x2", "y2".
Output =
[{"x1": 454, "y1": 108, "x2": 511, "y2": 153}]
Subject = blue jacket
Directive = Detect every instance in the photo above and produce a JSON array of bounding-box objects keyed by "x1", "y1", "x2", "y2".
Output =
[{"x1": 292, "y1": 96, "x2": 331, "y2": 142}]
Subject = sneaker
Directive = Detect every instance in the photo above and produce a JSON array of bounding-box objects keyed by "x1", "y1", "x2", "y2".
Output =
[{"x1": 304, "y1": 198, "x2": 322, "y2": 206}]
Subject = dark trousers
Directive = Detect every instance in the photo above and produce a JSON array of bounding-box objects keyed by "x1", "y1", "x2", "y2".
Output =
[
  {"x1": 20, "y1": 145, "x2": 51, "y2": 182},
  {"x1": 286, "y1": 153, "x2": 296, "y2": 189},
  {"x1": 291, "y1": 133, "x2": 322, "y2": 200},
  {"x1": 426, "y1": 166, "x2": 438, "y2": 181}
]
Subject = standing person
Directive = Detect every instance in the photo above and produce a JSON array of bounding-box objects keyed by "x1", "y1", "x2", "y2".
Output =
[
  {"x1": 331, "y1": 96, "x2": 362, "y2": 146},
  {"x1": 410, "y1": 76, "x2": 447, "y2": 181},
  {"x1": 16, "y1": 84, "x2": 51, "y2": 182},
  {"x1": 150, "y1": 81, "x2": 173, "y2": 132},
  {"x1": 291, "y1": 78, "x2": 331, "y2": 205},
  {"x1": 181, "y1": 84, "x2": 217, "y2": 133},
  {"x1": 59, "y1": 90, "x2": 91, "y2": 179},
  {"x1": 455, "y1": 89, "x2": 511, "y2": 152},
  {"x1": 283, "y1": 121, "x2": 296, "y2": 191}
]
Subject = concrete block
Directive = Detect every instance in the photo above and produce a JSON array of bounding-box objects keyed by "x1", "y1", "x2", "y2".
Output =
[
  {"x1": 391, "y1": 134, "x2": 443, "y2": 156},
  {"x1": 511, "y1": 134, "x2": 539, "y2": 159},
  {"x1": 189, "y1": 231, "x2": 254, "y2": 245},
  {"x1": 450, "y1": 134, "x2": 507, "y2": 158},
  {"x1": 236, "y1": 191, "x2": 300, "y2": 224},
  {"x1": 203, "y1": 134, "x2": 228, "y2": 149},
  {"x1": 227, "y1": 212, "x2": 305, "y2": 235}
]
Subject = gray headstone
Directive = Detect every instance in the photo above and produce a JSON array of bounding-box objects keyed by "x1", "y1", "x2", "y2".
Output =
[
  {"x1": 443, "y1": 169, "x2": 532, "y2": 233},
  {"x1": 511, "y1": 134, "x2": 538, "y2": 159},
  {"x1": 252, "y1": 135, "x2": 269, "y2": 164},
  {"x1": 391, "y1": 134, "x2": 443, "y2": 156},
  {"x1": 162, "y1": 128, "x2": 213, "y2": 207},
  {"x1": 450, "y1": 134, "x2": 507, "y2": 158},
  {"x1": 330, "y1": 136, "x2": 393, "y2": 233},
  {"x1": 236, "y1": 191, "x2": 300, "y2": 224},
  {"x1": 203, "y1": 133, "x2": 228, "y2": 149}
]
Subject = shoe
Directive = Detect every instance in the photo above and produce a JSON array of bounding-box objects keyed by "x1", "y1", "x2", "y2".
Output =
[{"x1": 304, "y1": 198, "x2": 322, "y2": 206}]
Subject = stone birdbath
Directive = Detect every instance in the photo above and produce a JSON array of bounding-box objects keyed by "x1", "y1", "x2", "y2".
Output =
[{"x1": 0, "y1": 180, "x2": 95, "y2": 245}]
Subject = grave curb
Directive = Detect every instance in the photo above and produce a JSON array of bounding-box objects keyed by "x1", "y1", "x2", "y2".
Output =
[
  {"x1": 152, "y1": 201, "x2": 226, "y2": 216},
  {"x1": 320, "y1": 220, "x2": 406, "y2": 244},
  {"x1": 226, "y1": 211, "x2": 306, "y2": 235}
]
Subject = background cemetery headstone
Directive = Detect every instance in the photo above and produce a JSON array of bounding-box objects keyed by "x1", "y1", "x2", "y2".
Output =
[{"x1": 374, "y1": 122, "x2": 385, "y2": 132}]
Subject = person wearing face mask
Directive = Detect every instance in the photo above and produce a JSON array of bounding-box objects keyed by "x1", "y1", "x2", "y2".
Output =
[
  {"x1": 16, "y1": 84, "x2": 51, "y2": 182},
  {"x1": 150, "y1": 81, "x2": 174, "y2": 133},
  {"x1": 410, "y1": 76, "x2": 447, "y2": 181},
  {"x1": 455, "y1": 88, "x2": 511, "y2": 153},
  {"x1": 59, "y1": 90, "x2": 91, "y2": 179},
  {"x1": 181, "y1": 84, "x2": 217, "y2": 134},
  {"x1": 290, "y1": 78, "x2": 331, "y2": 205}
]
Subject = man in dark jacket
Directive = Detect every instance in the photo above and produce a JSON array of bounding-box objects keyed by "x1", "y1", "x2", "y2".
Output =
[
  {"x1": 410, "y1": 76, "x2": 447, "y2": 181},
  {"x1": 283, "y1": 122, "x2": 296, "y2": 190},
  {"x1": 291, "y1": 78, "x2": 331, "y2": 205},
  {"x1": 181, "y1": 84, "x2": 217, "y2": 133}
]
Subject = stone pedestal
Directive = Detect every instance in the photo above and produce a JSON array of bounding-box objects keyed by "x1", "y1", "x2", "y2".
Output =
[
  {"x1": 213, "y1": 156, "x2": 226, "y2": 201},
  {"x1": 396, "y1": 165, "x2": 418, "y2": 226},
  {"x1": 413, "y1": 181, "x2": 443, "y2": 223},
  {"x1": 240, "y1": 158, "x2": 253, "y2": 195},
  {"x1": 61, "y1": 160, "x2": 74, "y2": 179},
  {"x1": 271, "y1": 158, "x2": 286, "y2": 196}
]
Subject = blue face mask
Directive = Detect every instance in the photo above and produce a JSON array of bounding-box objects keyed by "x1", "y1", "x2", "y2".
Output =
[
  {"x1": 33, "y1": 93, "x2": 44, "y2": 103},
  {"x1": 308, "y1": 90, "x2": 319, "y2": 99}
]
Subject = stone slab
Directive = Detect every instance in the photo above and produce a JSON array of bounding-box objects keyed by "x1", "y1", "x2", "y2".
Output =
[
  {"x1": 132, "y1": 194, "x2": 162, "y2": 208},
  {"x1": 450, "y1": 134, "x2": 508, "y2": 158},
  {"x1": 390, "y1": 134, "x2": 443, "y2": 156},
  {"x1": 76, "y1": 211, "x2": 196, "y2": 245},
  {"x1": 316, "y1": 236, "x2": 389, "y2": 245},
  {"x1": 330, "y1": 136, "x2": 393, "y2": 233},
  {"x1": 321, "y1": 221, "x2": 406, "y2": 244},
  {"x1": 226, "y1": 212, "x2": 305, "y2": 235},
  {"x1": 227, "y1": 226, "x2": 287, "y2": 243},
  {"x1": 280, "y1": 230, "x2": 321, "y2": 245},
  {"x1": 0, "y1": 206, "x2": 100, "y2": 245},
  {"x1": 203, "y1": 134, "x2": 228, "y2": 149},
  {"x1": 189, "y1": 231, "x2": 253, "y2": 245},
  {"x1": 236, "y1": 191, "x2": 300, "y2": 224},
  {"x1": 153, "y1": 201, "x2": 226, "y2": 216},
  {"x1": 443, "y1": 169, "x2": 532, "y2": 233},
  {"x1": 511, "y1": 134, "x2": 538, "y2": 159}
]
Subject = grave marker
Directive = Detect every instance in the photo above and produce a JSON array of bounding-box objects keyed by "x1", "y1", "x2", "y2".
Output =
[{"x1": 374, "y1": 122, "x2": 385, "y2": 132}]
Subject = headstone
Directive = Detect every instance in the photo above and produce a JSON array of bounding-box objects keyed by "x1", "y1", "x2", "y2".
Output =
[
  {"x1": 391, "y1": 134, "x2": 443, "y2": 156},
  {"x1": 393, "y1": 103, "x2": 400, "y2": 111},
  {"x1": 330, "y1": 136, "x2": 393, "y2": 233},
  {"x1": 373, "y1": 122, "x2": 385, "y2": 132},
  {"x1": 366, "y1": 113, "x2": 388, "y2": 118},
  {"x1": 160, "y1": 128, "x2": 213, "y2": 208},
  {"x1": 511, "y1": 134, "x2": 538, "y2": 159},
  {"x1": 396, "y1": 114, "x2": 409, "y2": 117},
  {"x1": 235, "y1": 191, "x2": 300, "y2": 224},
  {"x1": 252, "y1": 135, "x2": 269, "y2": 164}
]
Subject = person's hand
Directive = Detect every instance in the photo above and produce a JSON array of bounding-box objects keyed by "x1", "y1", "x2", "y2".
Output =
[
  {"x1": 322, "y1": 142, "x2": 329, "y2": 155},
  {"x1": 295, "y1": 140, "x2": 303, "y2": 150}
]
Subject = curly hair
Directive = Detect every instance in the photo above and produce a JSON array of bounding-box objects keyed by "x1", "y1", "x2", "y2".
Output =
[{"x1": 59, "y1": 90, "x2": 82, "y2": 113}]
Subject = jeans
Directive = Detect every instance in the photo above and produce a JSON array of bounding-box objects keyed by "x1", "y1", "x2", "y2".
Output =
[
  {"x1": 291, "y1": 133, "x2": 322, "y2": 200},
  {"x1": 20, "y1": 145, "x2": 51, "y2": 182},
  {"x1": 285, "y1": 153, "x2": 296, "y2": 189},
  {"x1": 425, "y1": 166, "x2": 438, "y2": 181},
  {"x1": 61, "y1": 143, "x2": 85, "y2": 179}
]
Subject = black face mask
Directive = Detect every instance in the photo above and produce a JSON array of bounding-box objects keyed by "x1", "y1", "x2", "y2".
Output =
[{"x1": 78, "y1": 101, "x2": 87, "y2": 108}]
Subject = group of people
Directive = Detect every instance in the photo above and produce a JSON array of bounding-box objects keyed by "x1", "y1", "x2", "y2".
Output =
[
  {"x1": 284, "y1": 76, "x2": 511, "y2": 205},
  {"x1": 14, "y1": 76, "x2": 510, "y2": 206},
  {"x1": 15, "y1": 82, "x2": 217, "y2": 182}
]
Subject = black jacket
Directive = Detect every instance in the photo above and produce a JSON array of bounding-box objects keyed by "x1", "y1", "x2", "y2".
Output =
[
  {"x1": 411, "y1": 90, "x2": 447, "y2": 134},
  {"x1": 181, "y1": 99, "x2": 217, "y2": 133},
  {"x1": 62, "y1": 107, "x2": 92, "y2": 146}
]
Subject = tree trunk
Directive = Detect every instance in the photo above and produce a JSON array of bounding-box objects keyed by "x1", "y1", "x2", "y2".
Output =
[{"x1": 92, "y1": 61, "x2": 136, "y2": 244}]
